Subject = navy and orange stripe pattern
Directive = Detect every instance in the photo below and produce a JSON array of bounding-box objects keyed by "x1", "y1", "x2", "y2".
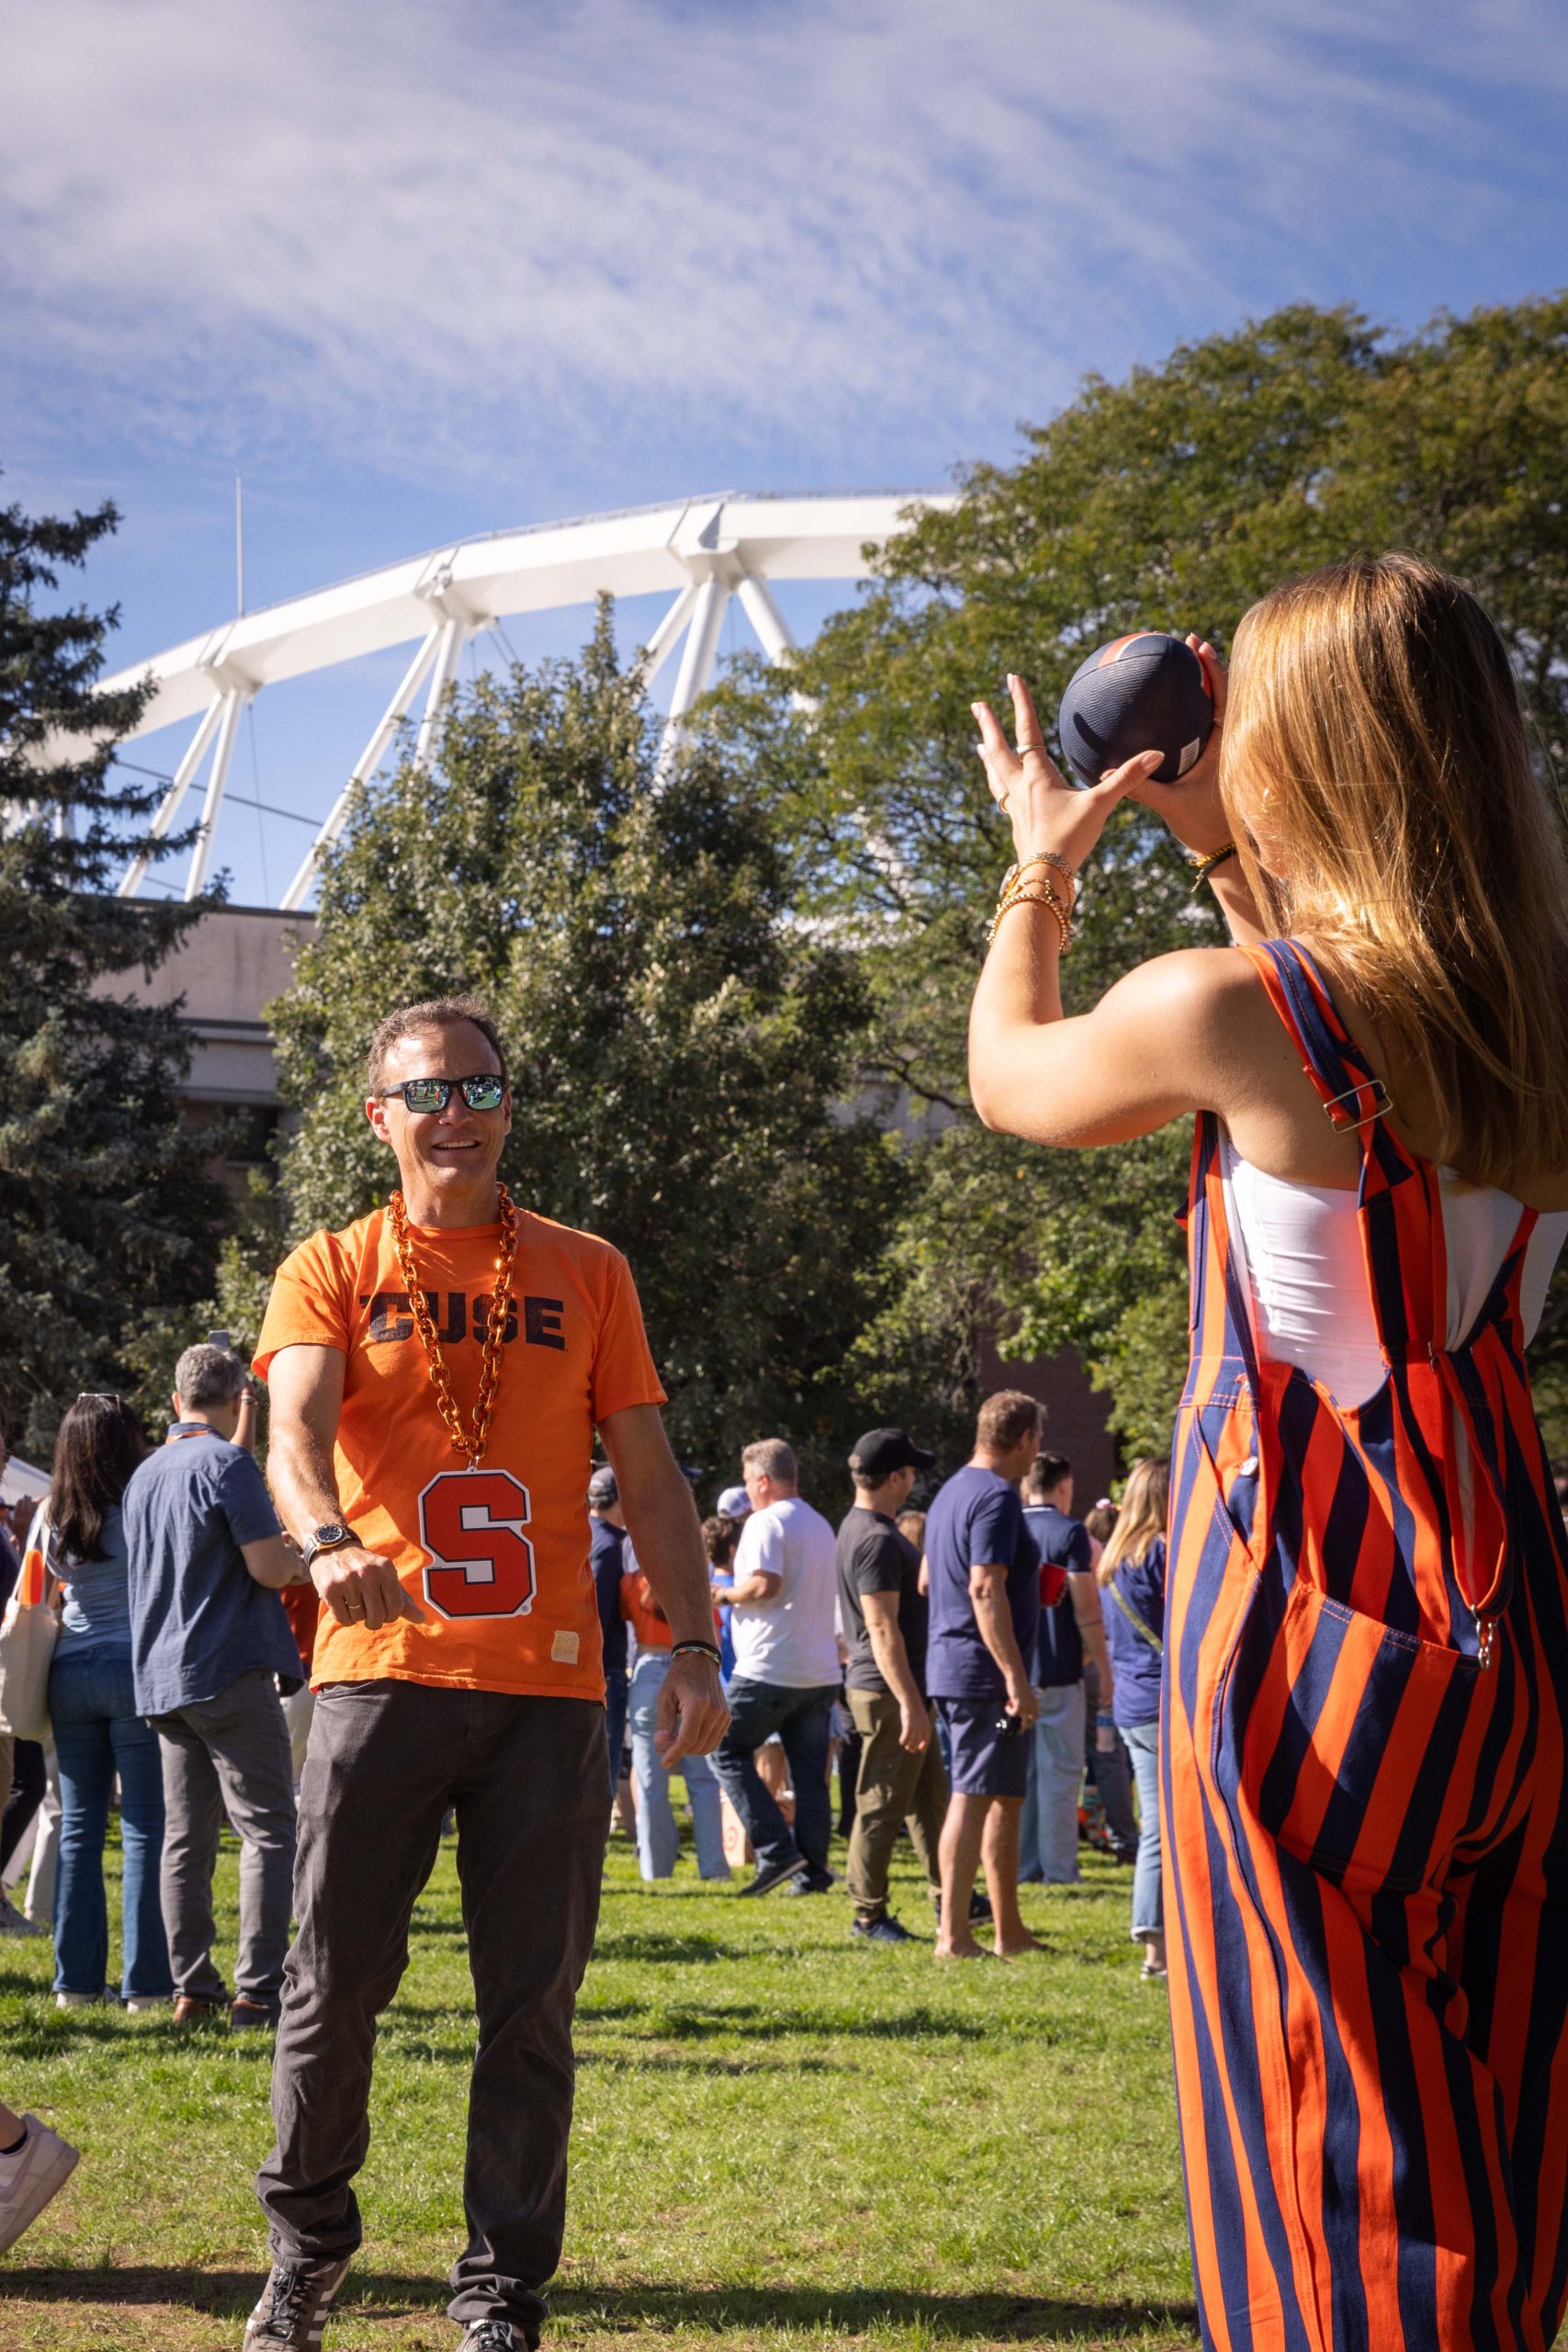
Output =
[{"x1": 1163, "y1": 938, "x2": 1568, "y2": 2350}]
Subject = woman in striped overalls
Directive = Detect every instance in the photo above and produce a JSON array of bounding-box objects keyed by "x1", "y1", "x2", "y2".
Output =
[{"x1": 967, "y1": 556, "x2": 1568, "y2": 2349}]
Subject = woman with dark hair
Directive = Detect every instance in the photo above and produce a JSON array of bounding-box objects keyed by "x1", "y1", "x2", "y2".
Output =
[{"x1": 46, "y1": 1395, "x2": 172, "y2": 2010}]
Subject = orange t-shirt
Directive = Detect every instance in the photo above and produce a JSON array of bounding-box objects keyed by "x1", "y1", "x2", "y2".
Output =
[{"x1": 254, "y1": 1204, "x2": 666, "y2": 1700}]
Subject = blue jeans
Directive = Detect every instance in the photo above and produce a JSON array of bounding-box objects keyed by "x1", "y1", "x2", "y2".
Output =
[
  {"x1": 604, "y1": 1668, "x2": 628, "y2": 1798},
  {"x1": 48, "y1": 1645, "x2": 172, "y2": 1999},
  {"x1": 714, "y1": 1676, "x2": 838, "y2": 1876},
  {"x1": 628, "y1": 1650, "x2": 728, "y2": 1880},
  {"x1": 1122, "y1": 1717, "x2": 1163, "y2": 1940},
  {"x1": 1019, "y1": 1682, "x2": 1086, "y2": 1883}
]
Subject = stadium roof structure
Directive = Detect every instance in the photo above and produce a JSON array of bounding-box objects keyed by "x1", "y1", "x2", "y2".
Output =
[{"x1": 94, "y1": 488, "x2": 949, "y2": 911}]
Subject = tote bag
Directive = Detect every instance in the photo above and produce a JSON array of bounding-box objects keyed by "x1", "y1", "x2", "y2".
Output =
[{"x1": 0, "y1": 1503, "x2": 60, "y2": 1740}]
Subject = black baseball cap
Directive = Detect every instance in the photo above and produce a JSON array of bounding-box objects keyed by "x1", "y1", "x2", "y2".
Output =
[
  {"x1": 849, "y1": 1428, "x2": 936, "y2": 1481},
  {"x1": 587, "y1": 1465, "x2": 618, "y2": 1507}
]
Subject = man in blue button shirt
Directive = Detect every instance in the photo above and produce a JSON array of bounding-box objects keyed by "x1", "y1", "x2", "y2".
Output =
[{"x1": 123, "y1": 1343, "x2": 303, "y2": 2029}]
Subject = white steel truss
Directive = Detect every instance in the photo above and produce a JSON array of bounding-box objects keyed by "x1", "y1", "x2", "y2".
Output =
[{"x1": 78, "y1": 491, "x2": 944, "y2": 909}]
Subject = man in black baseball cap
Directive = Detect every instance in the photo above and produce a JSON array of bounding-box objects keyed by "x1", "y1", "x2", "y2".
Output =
[{"x1": 836, "y1": 1428, "x2": 942, "y2": 1943}]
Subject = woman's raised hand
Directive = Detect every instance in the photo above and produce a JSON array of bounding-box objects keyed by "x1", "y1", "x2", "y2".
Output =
[
  {"x1": 972, "y1": 674, "x2": 1161, "y2": 876},
  {"x1": 973, "y1": 638, "x2": 1233, "y2": 875}
]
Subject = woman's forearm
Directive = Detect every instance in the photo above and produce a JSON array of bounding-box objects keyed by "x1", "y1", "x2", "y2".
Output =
[{"x1": 968, "y1": 890, "x2": 1067, "y2": 1114}]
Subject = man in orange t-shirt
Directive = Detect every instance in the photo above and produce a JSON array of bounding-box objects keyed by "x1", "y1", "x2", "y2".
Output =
[{"x1": 243, "y1": 992, "x2": 728, "y2": 2352}]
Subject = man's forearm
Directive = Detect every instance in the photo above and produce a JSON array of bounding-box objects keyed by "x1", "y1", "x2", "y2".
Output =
[
  {"x1": 867, "y1": 1622, "x2": 923, "y2": 1714},
  {"x1": 971, "y1": 1577, "x2": 1027, "y2": 1686},
  {"x1": 267, "y1": 1422, "x2": 348, "y2": 1545}
]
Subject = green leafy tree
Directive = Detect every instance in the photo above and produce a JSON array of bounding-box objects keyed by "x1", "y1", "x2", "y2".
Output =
[
  {"x1": 711, "y1": 294, "x2": 1568, "y2": 1460},
  {"x1": 266, "y1": 609, "x2": 909, "y2": 1495},
  {"x1": 0, "y1": 490, "x2": 228, "y2": 1454}
]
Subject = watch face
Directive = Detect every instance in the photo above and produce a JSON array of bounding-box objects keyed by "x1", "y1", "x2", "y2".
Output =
[{"x1": 312, "y1": 1523, "x2": 348, "y2": 1547}]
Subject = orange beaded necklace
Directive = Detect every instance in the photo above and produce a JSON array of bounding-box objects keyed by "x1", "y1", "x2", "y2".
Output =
[{"x1": 387, "y1": 1182, "x2": 519, "y2": 1468}]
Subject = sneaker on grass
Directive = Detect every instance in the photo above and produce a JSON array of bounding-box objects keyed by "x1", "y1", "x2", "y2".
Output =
[
  {"x1": 781, "y1": 1867, "x2": 836, "y2": 1895},
  {"x1": 458, "y1": 2321, "x2": 535, "y2": 2349},
  {"x1": 0, "y1": 2115, "x2": 79, "y2": 2255},
  {"x1": 735, "y1": 1850, "x2": 807, "y2": 1897},
  {"x1": 851, "y1": 1913, "x2": 916, "y2": 1944},
  {"x1": 242, "y1": 2253, "x2": 353, "y2": 2348},
  {"x1": 0, "y1": 1894, "x2": 46, "y2": 1939}
]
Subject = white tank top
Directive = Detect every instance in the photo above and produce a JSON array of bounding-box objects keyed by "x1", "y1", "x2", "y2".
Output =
[{"x1": 1222, "y1": 1136, "x2": 1568, "y2": 1408}]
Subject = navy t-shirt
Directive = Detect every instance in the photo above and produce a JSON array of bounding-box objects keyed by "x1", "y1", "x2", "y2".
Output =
[
  {"x1": 591, "y1": 1515, "x2": 628, "y2": 1678},
  {"x1": 1026, "y1": 1503, "x2": 1091, "y2": 1688},
  {"x1": 1100, "y1": 1535, "x2": 1167, "y2": 1729},
  {"x1": 924, "y1": 1465, "x2": 1040, "y2": 1703},
  {"x1": 123, "y1": 1425, "x2": 297, "y2": 1715}
]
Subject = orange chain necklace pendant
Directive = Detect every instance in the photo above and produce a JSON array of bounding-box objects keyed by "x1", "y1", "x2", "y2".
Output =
[{"x1": 388, "y1": 1182, "x2": 518, "y2": 1468}]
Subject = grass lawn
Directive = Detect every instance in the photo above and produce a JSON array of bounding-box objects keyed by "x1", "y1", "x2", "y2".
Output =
[{"x1": 0, "y1": 1801, "x2": 1197, "y2": 2351}]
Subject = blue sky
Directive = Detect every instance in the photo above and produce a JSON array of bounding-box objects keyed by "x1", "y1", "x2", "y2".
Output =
[{"x1": 3, "y1": 0, "x2": 1565, "y2": 904}]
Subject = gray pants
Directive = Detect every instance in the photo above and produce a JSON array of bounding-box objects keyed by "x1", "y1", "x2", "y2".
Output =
[
  {"x1": 256, "y1": 1681, "x2": 609, "y2": 2340},
  {"x1": 152, "y1": 1668, "x2": 297, "y2": 2006}
]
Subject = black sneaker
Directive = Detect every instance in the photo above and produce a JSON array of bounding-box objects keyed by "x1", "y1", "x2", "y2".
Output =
[
  {"x1": 243, "y1": 2253, "x2": 353, "y2": 2347},
  {"x1": 458, "y1": 2323, "x2": 534, "y2": 2350},
  {"x1": 929, "y1": 1888, "x2": 995, "y2": 1925},
  {"x1": 736, "y1": 1851, "x2": 807, "y2": 1897},
  {"x1": 781, "y1": 1866, "x2": 836, "y2": 1896},
  {"x1": 851, "y1": 1914, "x2": 915, "y2": 1944}
]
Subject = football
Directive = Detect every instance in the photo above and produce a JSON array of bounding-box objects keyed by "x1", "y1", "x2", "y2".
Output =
[{"x1": 1056, "y1": 632, "x2": 1213, "y2": 787}]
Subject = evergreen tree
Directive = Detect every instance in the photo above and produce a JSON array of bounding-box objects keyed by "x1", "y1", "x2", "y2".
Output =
[
  {"x1": 267, "y1": 608, "x2": 909, "y2": 1497},
  {"x1": 0, "y1": 490, "x2": 228, "y2": 1453}
]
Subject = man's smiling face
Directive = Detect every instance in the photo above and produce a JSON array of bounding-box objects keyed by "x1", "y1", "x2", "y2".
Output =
[{"x1": 366, "y1": 1019, "x2": 512, "y2": 1206}]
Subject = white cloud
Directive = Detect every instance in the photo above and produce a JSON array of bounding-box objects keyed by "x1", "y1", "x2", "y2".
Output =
[{"x1": 2, "y1": 0, "x2": 1563, "y2": 487}]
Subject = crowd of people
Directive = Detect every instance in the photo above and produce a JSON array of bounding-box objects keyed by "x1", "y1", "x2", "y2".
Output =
[
  {"x1": 0, "y1": 1288, "x2": 1166, "y2": 2307},
  {"x1": 588, "y1": 1410, "x2": 1166, "y2": 1963}
]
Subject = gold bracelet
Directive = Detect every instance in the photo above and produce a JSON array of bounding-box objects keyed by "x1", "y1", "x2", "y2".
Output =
[
  {"x1": 1002, "y1": 849, "x2": 1077, "y2": 900},
  {"x1": 987, "y1": 884, "x2": 1071, "y2": 955}
]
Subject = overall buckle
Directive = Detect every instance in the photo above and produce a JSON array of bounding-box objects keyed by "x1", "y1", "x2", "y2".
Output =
[{"x1": 1322, "y1": 1078, "x2": 1392, "y2": 1131}]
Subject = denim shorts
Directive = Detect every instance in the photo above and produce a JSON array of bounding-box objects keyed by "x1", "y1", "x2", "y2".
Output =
[{"x1": 934, "y1": 1696, "x2": 1030, "y2": 1799}]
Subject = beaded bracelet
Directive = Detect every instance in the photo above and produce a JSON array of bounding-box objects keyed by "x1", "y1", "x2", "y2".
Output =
[
  {"x1": 988, "y1": 883, "x2": 1072, "y2": 955},
  {"x1": 1002, "y1": 848, "x2": 1077, "y2": 900},
  {"x1": 670, "y1": 1638, "x2": 724, "y2": 1667}
]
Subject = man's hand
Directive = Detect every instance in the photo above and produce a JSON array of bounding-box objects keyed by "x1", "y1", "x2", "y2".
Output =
[
  {"x1": 898, "y1": 1695, "x2": 931, "y2": 1755},
  {"x1": 312, "y1": 1542, "x2": 428, "y2": 1632},
  {"x1": 654, "y1": 1652, "x2": 730, "y2": 1770},
  {"x1": 1004, "y1": 1671, "x2": 1040, "y2": 1732}
]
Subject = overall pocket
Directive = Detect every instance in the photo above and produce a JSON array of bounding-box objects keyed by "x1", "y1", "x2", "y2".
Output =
[{"x1": 1225, "y1": 1574, "x2": 1481, "y2": 1899}]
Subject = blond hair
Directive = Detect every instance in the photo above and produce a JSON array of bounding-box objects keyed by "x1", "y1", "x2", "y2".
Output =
[
  {"x1": 1221, "y1": 554, "x2": 1568, "y2": 1191},
  {"x1": 1097, "y1": 1458, "x2": 1169, "y2": 1586}
]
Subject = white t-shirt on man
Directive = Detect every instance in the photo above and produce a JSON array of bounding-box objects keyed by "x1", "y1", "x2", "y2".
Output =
[{"x1": 728, "y1": 1496, "x2": 840, "y2": 1688}]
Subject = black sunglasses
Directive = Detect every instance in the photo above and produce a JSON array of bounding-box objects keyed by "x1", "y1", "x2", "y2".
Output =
[{"x1": 379, "y1": 1073, "x2": 507, "y2": 1114}]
